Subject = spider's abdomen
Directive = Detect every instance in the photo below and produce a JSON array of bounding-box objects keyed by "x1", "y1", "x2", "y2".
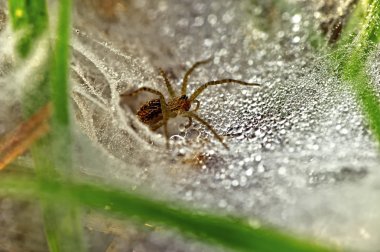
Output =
[{"x1": 137, "y1": 98, "x2": 163, "y2": 125}]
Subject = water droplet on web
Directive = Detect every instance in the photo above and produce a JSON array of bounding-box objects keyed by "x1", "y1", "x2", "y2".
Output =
[
  {"x1": 207, "y1": 14, "x2": 218, "y2": 26},
  {"x1": 193, "y1": 16, "x2": 204, "y2": 27},
  {"x1": 170, "y1": 135, "x2": 186, "y2": 146},
  {"x1": 245, "y1": 168, "x2": 254, "y2": 177},
  {"x1": 257, "y1": 162, "x2": 265, "y2": 173},
  {"x1": 278, "y1": 167, "x2": 287, "y2": 175},
  {"x1": 291, "y1": 14, "x2": 302, "y2": 23},
  {"x1": 218, "y1": 199, "x2": 227, "y2": 208}
]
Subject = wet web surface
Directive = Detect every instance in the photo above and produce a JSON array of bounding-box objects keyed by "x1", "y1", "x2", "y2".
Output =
[{"x1": 1, "y1": 0, "x2": 380, "y2": 251}]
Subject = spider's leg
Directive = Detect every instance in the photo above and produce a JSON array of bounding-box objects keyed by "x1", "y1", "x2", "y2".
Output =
[
  {"x1": 120, "y1": 86, "x2": 163, "y2": 98},
  {"x1": 192, "y1": 100, "x2": 200, "y2": 112},
  {"x1": 120, "y1": 87, "x2": 170, "y2": 148},
  {"x1": 150, "y1": 120, "x2": 169, "y2": 147},
  {"x1": 189, "y1": 79, "x2": 260, "y2": 101},
  {"x1": 152, "y1": 115, "x2": 192, "y2": 131},
  {"x1": 181, "y1": 58, "x2": 212, "y2": 95},
  {"x1": 159, "y1": 68, "x2": 176, "y2": 98},
  {"x1": 183, "y1": 116, "x2": 192, "y2": 128},
  {"x1": 182, "y1": 111, "x2": 229, "y2": 149}
]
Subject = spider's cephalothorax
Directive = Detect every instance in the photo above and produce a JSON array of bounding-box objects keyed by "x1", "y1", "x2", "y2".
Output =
[{"x1": 120, "y1": 58, "x2": 260, "y2": 149}]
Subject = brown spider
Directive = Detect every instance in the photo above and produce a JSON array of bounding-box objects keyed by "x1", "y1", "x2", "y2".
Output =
[{"x1": 120, "y1": 58, "x2": 260, "y2": 149}]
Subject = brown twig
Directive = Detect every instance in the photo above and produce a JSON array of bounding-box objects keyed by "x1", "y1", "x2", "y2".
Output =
[{"x1": 0, "y1": 103, "x2": 51, "y2": 170}]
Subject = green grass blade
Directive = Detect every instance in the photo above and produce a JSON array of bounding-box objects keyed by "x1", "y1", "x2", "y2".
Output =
[
  {"x1": 42, "y1": 201, "x2": 84, "y2": 252},
  {"x1": 49, "y1": 0, "x2": 72, "y2": 161},
  {"x1": 330, "y1": 0, "x2": 380, "y2": 145},
  {"x1": 32, "y1": 142, "x2": 84, "y2": 252},
  {"x1": 354, "y1": 0, "x2": 380, "y2": 53},
  {"x1": 50, "y1": 0, "x2": 71, "y2": 128},
  {"x1": 48, "y1": 0, "x2": 73, "y2": 170},
  {"x1": 40, "y1": 0, "x2": 84, "y2": 251},
  {"x1": 7, "y1": 0, "x2": 48, "y2": 57},
  {"x1": 7, "y1": 0, "x2": 51, "y2": 117},
  {"x1": 0, "y1": 175, "x2": 336, "y2": 252}
]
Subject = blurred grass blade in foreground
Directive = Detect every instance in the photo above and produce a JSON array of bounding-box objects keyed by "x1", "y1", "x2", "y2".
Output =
[
  {"x1": 0, "y1": 174, "x2": 337, "y2": 252},
  {"x1": 7, "y1": 0, "x2": 48, "y2": 58}
]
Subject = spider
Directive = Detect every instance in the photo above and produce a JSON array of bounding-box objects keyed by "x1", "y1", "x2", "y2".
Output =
[{"x1": 120, "y1": 58, "x2": 260, "y2": 149}]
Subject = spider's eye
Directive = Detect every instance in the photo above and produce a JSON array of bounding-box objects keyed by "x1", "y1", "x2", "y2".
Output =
[{"x1": 180, "y1": 95, "x2": 188, "y2": 100}]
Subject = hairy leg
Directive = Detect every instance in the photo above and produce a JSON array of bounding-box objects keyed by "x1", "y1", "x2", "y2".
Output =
[
  {"x1": 182, "y1": 111, "x2": 229, "y2": 149},
  {"x1": 159, "y1": 68, "x2": 176, "y2": 98},
  {"x1": 192, "y1": 100, "x2": 200, "y2": 112},
  {"x1": 183, "y1": 116, "x2": 192, "y2": 128},
  {"x1": 190, "y1": 79, "x2": 260, "y2": 101},
  {"x1": 181, "y1": 58, "x2": 212, "y2": 95}
]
